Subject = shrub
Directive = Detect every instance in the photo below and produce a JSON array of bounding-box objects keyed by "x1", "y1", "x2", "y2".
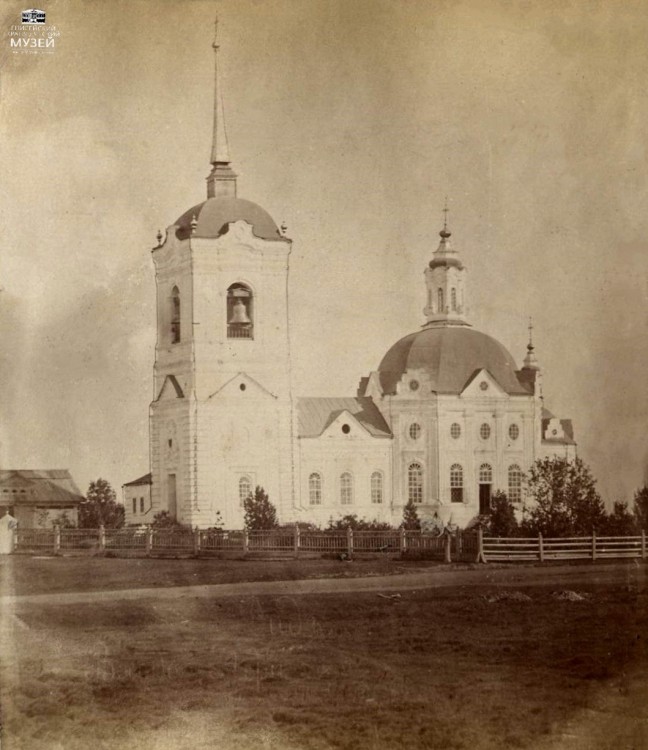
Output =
[
  {"x1": 400, "y1": 500, "x2": 421, "y2": 531},
  {"x1": 326, "y1": 515, "x2": 394, "y2": 531},
  {"x1": 243, "y1": 486, "x2": 278, "y2": 530},
  {"x1": 486, "y1": 491, "x2": 520, "y2": 537}
]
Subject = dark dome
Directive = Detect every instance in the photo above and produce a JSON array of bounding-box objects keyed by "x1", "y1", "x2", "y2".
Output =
[
  {"x1": 174, "y1": 197, "x2": 284, "y2": 241},
  {"x1": 378, "y1": 326, "x2": 527, "y2": 395}
]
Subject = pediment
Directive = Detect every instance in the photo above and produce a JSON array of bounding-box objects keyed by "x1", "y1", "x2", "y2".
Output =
[
  {"x1": 460, "y1": 369, "x2": 508, "y2": 399},
  {"x1": 208, "y1": 372, "x2": 277, "y2": 401},
  {"x1": 321, "y1": 410, "x2": 373, "y2": 439}
]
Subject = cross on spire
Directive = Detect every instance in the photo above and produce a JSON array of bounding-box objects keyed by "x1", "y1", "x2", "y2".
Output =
[{"x1": 439, "y1": 197, "x2": 451, "y2": 239}]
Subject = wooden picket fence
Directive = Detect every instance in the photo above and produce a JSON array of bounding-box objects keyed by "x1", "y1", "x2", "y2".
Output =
[{"x1": 10, "y1": 526, "x2": 648, "y2": 564}]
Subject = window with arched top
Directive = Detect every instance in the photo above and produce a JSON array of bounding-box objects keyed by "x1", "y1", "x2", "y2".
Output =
[
  {"x1": 437, "y1": 288, "x2": 444, "y2": 313},
  {"x1": 227, "y1": 283, "x2": 254, "y2": 339},
  {"x1": 450, "y1": 464, "x2": 463, "y2": 503},
  {"x1": 309, "y1": 473, "x2": 322, "y2": 505},
  {"x1": 508, "y1": 465, "x2": 523, "y2": 504},
  {"x1": 451, "y1": 287, "x2": 457, "y2": 311},
  {"x1": 371, "y1": 471, "x2": 383, "y2": 504},
  {"x1": 171, "y1": 286, "x2": 181, "y2": 343},
  {"x1": 479, "y1": 464, "x2": 493, "y2": 484},
  {"x1": 340, "y1": 472, "x2": 353, "y2": 505},
  {"x1": 408, "y1": 463, "x2": 423, "y2": 504},
  {"x1": 239, "y1": 476, "x2": 252, "y2": 506}
]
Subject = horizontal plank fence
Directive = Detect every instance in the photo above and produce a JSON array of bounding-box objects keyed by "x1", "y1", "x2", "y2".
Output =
[{"x1": 10, "y1": 526, "x2": 647, "y2": 564}]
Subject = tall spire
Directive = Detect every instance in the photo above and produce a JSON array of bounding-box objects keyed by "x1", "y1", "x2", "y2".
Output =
[
  {"x1": 523, "y1": 317, "x2": 540, "y2": 370},
  {"x1": 206, "y1": 16, "x2": 237, "y2": 199}
]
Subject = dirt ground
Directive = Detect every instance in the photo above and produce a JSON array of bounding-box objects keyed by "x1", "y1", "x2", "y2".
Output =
[{"x1": 1, "y1": 558, "x2": 646, "y2": 750}]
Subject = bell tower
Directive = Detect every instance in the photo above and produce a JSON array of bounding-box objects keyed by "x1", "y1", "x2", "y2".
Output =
[
  {"x1": 149, "y1": 20, "x2": 295, "y2": 529},
  {"x1": 423, "y1": 203, "x2": 470, "y2": 327}
]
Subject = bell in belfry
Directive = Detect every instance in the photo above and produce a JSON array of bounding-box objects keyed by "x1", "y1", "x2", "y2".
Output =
[{"x1": 229, "y1": 298, "x2": 251, "y2": 325}]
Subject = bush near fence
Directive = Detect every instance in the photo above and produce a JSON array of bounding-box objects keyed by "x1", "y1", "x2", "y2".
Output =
[{"x1": 10, "y1": 526, "x2": 648, "y2": 564}]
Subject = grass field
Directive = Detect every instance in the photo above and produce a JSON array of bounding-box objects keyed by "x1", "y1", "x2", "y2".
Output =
[{"x1": 1, "y1": 558, "x2": 647, "y2": 750}]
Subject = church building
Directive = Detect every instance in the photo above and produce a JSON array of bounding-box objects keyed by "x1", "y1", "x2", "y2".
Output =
[{"x1": 144, "y1": 27, "x2": 576, "y2": 530}]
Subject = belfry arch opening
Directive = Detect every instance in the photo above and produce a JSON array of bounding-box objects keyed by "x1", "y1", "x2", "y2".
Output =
[
  {"x1": 170, "y1": 285, "x2": 181, "y2": 344},
  {"x1": 227, "y1": 283, "x2": 254, "y2": 339}
]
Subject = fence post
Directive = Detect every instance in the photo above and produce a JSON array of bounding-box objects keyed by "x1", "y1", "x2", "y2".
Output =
[
  {"x1": 294, "y1": 524, "x2": 300, "y2": 559},
  {"x1": 146, "y1": 527, "x2": 153, "y2": 557},
  {"x1": 538, "y1": 532, "x2": 544, "y2": 563},
  {"x1": 98, "y1": 524, "x2": 106, "y2": 552},
  {"x1": 399, "y1": 527, "x2": 406, "y2": 555},
  {"x1": 193, "y1": 528, "x2": 201, "y2": 557},
  {"x1": 243, "y1": 528, "x2": 249, "y2": 556},
  {"x1": 592, "y1": 529, "x2": 597, "y2": 562},
  {"x1": 457, "y1": 530, "x2": 463, "y2": 556},
  {"x1": 53, "y1": 524, "x2": 61, "y2": 555},
  {"x1": 444, "y1": 531, "x2": 451, "y2": 563},
  {"x1": 476, "y1": 527, "x2": 486, "y2": 563},
  {"x1": 347, "y1": 526, "x2": 353, "y2": 557},
  {"x1": 642, "y1": 530, "x2": 646, "y2": 560}
]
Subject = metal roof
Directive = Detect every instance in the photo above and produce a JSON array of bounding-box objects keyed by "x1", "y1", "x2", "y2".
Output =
[
  {"x1": 173, "y1": 197, "x2": 286, "y2": 242},
  {"x1": 0, "y1": 470, "x2": 84, "y2": 507},
  {"x1": 123, "y1": 472, "x2": 153, "y2": 487},
  {"x1": 298, "y1": 397, "x2": 392, "y2": 438}
]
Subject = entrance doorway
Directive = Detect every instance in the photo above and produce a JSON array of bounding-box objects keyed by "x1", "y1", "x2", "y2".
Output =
[{"x1": 478, "y1": 463, "x2": 493, "y2": 514}]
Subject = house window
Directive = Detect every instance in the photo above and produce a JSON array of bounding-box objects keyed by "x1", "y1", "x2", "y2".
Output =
[
  {"x1": 437, "y1": 288, "x2": 444, "y2": 312},
  {"x1": 132, "y1": 498, "x2": 137, "y2": 514},
  {"x1": 340, "y1": 472, "x2": 353, "y2": 505},
  {"x1": 479, "y1": 463, "x2": 493, "y2": 484},
  {"x1": 450, "y1": 464, "x2": 463, "y2": 503},
  {"x1": 371, "y1": 471, "x2": 383, "y2": 504},
  {"x1": 239, "y1": 476, "x2": 252, "y2": 506},
  {"x1": 140, "y1": 497, "x2": 145, "y2": 513},
  {"x1": 408, "y1": 463, "x2": 423, "y2": 504},
  {"x1": 227, "y1": 283, "x2": 253, "y2": 339},
  {"x1": 450, "y1": 423, "x2": 461, "y2": 439},
  {"x1": 309, "y1": 473, "x2": 322, "y2": 505},
  {"x1": 451, "y1": 287, "x2": 457, "y2": 311},
  {"x1": 171, "y1": 285, "x2": 181, "y2": 344},
  {"x1": 480, "y1": 423, "x2": 491, "y2": 440},
  {"x1": 508, "y1": 465, "x2": 523, "y2": 503},
  {"x1": 409, "y1": 423, "x2": 421, "y2": 440},
  {"x1": 509, "y1": 423, "x2": 520, "y2": 441}
]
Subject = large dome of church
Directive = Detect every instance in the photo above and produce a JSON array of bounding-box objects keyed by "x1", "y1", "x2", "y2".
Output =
[
  {"x1": 174, "y1": 197, "x2": 284, "y2": 241},
  {"x1": 377, "y1": 326, "x2": 528, "y2": 396}
]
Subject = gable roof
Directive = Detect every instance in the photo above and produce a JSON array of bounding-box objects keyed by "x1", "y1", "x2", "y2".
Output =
[
  {"x1": 298, "y1": 397, "x2": 392, "y2": 438},
  {"x1": 0, "y1": 470, "x2": 84, "y2": 507},
  {"x1": 541, "y1": 418, "x2": 576, "y2": 445},
  {"x1": 123, "y1": 472, "x2": 152, "y2": 487}
]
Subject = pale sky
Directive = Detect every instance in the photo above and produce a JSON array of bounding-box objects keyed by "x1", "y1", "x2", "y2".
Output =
[{"x1": 1, "y1": 0, "x2": 647, "y2": 504}]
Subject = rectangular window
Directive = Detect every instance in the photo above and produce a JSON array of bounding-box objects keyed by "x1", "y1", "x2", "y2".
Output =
[
  {"x1": 450, "y1": 487, "x2": 463, "y2": 503},
  {"x1": 140, "y1": 497, "x2": 145, "y2": 513},
  {"x1": 132, "y1": 498, "x2": 137, "y2": 514}
]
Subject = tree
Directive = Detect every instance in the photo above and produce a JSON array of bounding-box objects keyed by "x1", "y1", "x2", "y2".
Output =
[
  {"x1": 486, "y1": 491, "x2": 519, "y2": 537},
  {"x1": 151, "y1": 510, "x2": 186, "y2": 529},
  {"x1": 400, "y1": 499, "x2": 421, "y2": 531},
  {"x1": 79, "y1": 478, "x2": 125, "y2": 529},
  {"x1": 603, "y1": 501, "x2": 638, "y2": 536},
  {"x1": 522, "y1": 457, "x2": 606, "y2": 537},
  {"x1": 633, "y1": 486, "x2": 648, "y2": 533},
  {"x1": 243, "y1": 486, "x2": 278, "y2": 530}
]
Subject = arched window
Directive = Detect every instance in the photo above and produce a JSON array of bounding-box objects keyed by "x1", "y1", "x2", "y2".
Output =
[
  {"x1": 408, "y1": 463, "x2": 423, "y2": 504},
  {"x1": 340, "y1": 472, "x2": 353, "y2": 505},
  {"x1": 437, "y1": 288, "x2": 444, "y2": 313},
  {"x1": 227, "y1": 283, "x2": 253, "y2": 339},
  {"x1": 450, "y1": 464, "x2": 463, "y2": 503},
  {"x1": 479, "y1": 464, "x2": 493, "y2": 484},
  {"x1": 309, "y1": 473, "x2": 322, "y2": 505},
  {"x1": 451, "y1": 288, "x2": 457, "y2": 311},
  {"x1": 371, "y1": 471, "x2": 383, "y2": 504},
  {"x1": 239, "y1": 476, "x2": 252, "y2": 506},
  {"x1": 171, "y1": 285, "x2": 181, "y2": 343},
  {"x1": 508, "y1": 465, "x2": 523, "y2": 504}
]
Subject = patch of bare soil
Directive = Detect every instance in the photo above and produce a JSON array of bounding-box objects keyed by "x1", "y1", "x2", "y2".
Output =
[{"x1": 2, "y1": 580, "x2": 646, "y2": 749}]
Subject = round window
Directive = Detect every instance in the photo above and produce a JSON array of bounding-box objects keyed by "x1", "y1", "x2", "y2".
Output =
[
  {"x1": 450, "y1": 423, "x2": 461, "y2": 439},
  {"x1": 409, "y1": 423, "x2": 421, "y2": 440},
  {"x1": 479, "y1": 381, "x2": 489, "y2": 391},
  {"x1": 409, "y1": 380, "x2": 420, "y2": 391},
  {"x1": 342, "y1": 424, "x2": 351, "y2": 434},
  {"x1": 480, "y1": 423, "x2": 491, "y2": 440},
  {"x1": 509, "y1": 424, "x2": 519, "y2": 440},
  {"x1": 239, "y1": 383, "x2": 246, "y2": 391}
]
